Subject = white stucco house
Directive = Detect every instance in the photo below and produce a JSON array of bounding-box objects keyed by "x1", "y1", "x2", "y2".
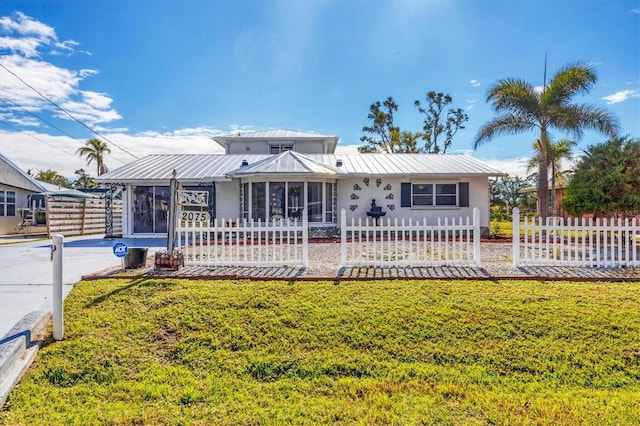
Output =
[{"x1": 96, "y1": 129, "x2": 506, "y2": 238}]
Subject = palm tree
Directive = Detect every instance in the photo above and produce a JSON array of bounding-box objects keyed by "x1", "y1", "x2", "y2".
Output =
[
  {"x1": 76, "y1": 138, "x2": 111, "y2": 176},
  {"x1": 527, "y1": 138, "x2": 576, "y2": 215},
  {"x1": 73, "y1": 168, "x2": 96, "y2": 189},
  {"x1": 473, "y1": 62, "x2": 619, "y2": 219}
]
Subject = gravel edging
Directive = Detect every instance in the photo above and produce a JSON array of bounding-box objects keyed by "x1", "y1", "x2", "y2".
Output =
[{"x1": 82, "y1": 242, "x2": 640, "y2": 281}]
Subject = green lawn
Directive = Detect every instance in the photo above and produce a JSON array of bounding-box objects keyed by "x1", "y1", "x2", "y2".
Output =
[{"x1": 2, "y1": 278, "x2": 640, "y2": 425}]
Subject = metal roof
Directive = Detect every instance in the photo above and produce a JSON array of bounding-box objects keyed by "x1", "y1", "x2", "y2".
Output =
[
  {"x1": 229, "y1": 151, "x2": 347, "y2": 177},
  {"x1": 213, "y1": 129, "x2": 336, "y2": 140},
  {"x1": 318, "y1": 154, "x2": 507, "y2": 177},
  {"x1": 212, "y1": 129, "x2": 339, "y2": 154},
  {"x1": 96, "y1": 153, "x2": 506, "y2": 184}
]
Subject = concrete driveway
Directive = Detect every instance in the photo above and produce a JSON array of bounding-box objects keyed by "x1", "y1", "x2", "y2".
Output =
[{"x1": 0, "y1": 235, "x2": 166, "y2": 338}]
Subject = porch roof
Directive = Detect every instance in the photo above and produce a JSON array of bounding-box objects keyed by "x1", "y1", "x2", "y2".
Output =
[{"x1": 227, "y1": 151, "x2": 347, "y2": 178}]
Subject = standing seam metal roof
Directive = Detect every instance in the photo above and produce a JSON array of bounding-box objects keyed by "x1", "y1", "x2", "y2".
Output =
[{"x1": 96, "y1": 153, "x2": 506, "y2": 183}]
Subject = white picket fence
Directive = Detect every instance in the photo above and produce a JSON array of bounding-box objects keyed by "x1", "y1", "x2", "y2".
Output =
[
  {"x1": 512, "y1": 208, "x2": 640, "y2": 268},
  {"x1": 176, "y1": 215, "x2": 308, "y2": 268},
  {"x1": 340, "y1": 208, "x2": 481, "y2": 268}
]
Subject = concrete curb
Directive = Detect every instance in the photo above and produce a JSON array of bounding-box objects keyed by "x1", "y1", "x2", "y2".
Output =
[{"x1": 0, "y1": 311, "x2": 50, "y2": 408}]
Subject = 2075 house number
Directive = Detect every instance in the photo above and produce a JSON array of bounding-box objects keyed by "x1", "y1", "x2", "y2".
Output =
[{"x1": 180, "y1": 211, "x2": 211, "y2": 222}]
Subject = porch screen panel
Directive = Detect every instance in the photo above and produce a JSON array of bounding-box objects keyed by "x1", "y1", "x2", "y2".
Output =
[
  {"x1": 153, "y1": 186, "x2": 170, "y2": 233},
  {"x1": 325, "y1": 183, "x2": 335, "y2": 222},
  {"x1": 307, "y1": 182, "x2": 322, "y2": 222},
  {"x1": 288, "y1": 182, "x2": 304, "y2": 219},
  {"x1": 242, "y1": 183, "x2": 249, "y2": 220},
  {"x1": 269, "y1": 182, "x2": 285, "y2": 220},
  {"x1": 133, "y1": 186, "x2": 169, "y2": 234},
  {"x1": 251, "y1": 182, "x2": 266, "y2": 221}
]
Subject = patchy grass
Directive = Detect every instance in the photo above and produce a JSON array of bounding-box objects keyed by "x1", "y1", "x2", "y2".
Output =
[
  {"x1": 2, "y1": 278, "x2": 640, "y2": 425},
  {"x1": 489, "y1": 220, "x2": 513, "y2": 238}
]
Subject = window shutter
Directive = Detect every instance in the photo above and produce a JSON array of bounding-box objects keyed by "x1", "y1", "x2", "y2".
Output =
[
  {"x1": 401, "y1": 182, "x2": 411, "y2": 207},
  {"x1": 459, "y1": 182, "x2": 469, "y2": 207}
]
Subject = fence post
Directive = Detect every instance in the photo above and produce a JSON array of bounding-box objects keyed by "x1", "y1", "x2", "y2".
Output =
[
  {"x1": 52, "y1": 234, "x2": 64, "y2": 341},
  {"x1": 340, "y1": 209, "x2": 347, "y2": 267},
  {"x1": 473, "y1": 207, "x2": 481, "y2": 267},
  {"x1": 302, "y1": 212, "x2": 309, "y2": 268},
  {"x1": 512, "y1": 207, "x2": 520, "y2": 267}
]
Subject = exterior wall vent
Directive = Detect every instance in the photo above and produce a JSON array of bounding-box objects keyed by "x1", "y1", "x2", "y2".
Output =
[{"x1": 336, "y1": 159, "x2": 343, "y2": 167}]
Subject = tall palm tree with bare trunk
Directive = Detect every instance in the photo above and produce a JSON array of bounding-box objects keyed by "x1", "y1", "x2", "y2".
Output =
[
  {"x1": 474, "y1": 62, "x2": 619, "y2": 220},
  {"x1": 76, "y1": 138, "x2": 111, "y2": 176},
  {"x1": 527, "y1": 138, "x2": 576, "y2": 215}
]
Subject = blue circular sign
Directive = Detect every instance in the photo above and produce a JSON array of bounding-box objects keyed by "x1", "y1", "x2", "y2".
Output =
[{"x1": 112, "y1": 242, "x2": 129, "y2": 258}]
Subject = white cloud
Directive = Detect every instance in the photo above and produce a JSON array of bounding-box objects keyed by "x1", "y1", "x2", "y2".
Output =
[
  {"x1": 0, "y1": 12, "x2": 120, "y2": 129},
  {"x1": 477, "y1": 157, "x2": 531, "y2": 178},
  {"x1": 0, "y1": 12, "x2": 67, "y2": 57},
  {"x1": 80, "y1": 91, "x2": 115, "y2": 110},
  {"x1": 630, "y1": 8, "x2": 640, "y2": 14},
  {"x1": 1, "y1": 128, "x2": 225, "y2": 178},
  {"x1": 469, "y1": 79, "x2": 480, "y2": 87},
  {"x1": 602, "y1": 89, "x2": 640, "y2": 104},
  {"x1": 466, "y1": 99, "x2": 476, "y2": 111},
  {"x1": 0, "y1": 12, "x2": 55, "y2": 39}
]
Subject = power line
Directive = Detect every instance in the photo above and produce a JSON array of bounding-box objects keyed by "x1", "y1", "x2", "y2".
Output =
[
  {"x1": 0, "y1": 97, "x2": 127, "y2": 166},
  {"x1": 0, "y1": 63, "x2": 139, "y2": 160},
  {"x1": 0, "y1": 119, "x2": 128, "y2": 167},
  {"x1": 0, "y1": 95, "x2": 81, "y2": 141},
  {"x1": 0, "y1": 122, "x2": 79, "y2": 160}
]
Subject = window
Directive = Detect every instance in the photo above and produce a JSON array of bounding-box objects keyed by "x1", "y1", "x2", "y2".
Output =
[
  {"x1": 270, "y1": 144, "x2": 293, "y2": 154},
  {"x1": 435, "y1": 183, "x2": 457, "y2": 206},
  {"x1": 0, "y1": 190, "x2": 16, "y2": 217},
  {"x1": 401, "y1": 182, "x2": 468, "y2": 208},
  {"x1": 412, "y1": 184, "x2": 433, "y2": 206}
]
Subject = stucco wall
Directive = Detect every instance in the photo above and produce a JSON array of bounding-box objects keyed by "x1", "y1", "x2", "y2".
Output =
[
  {"x1": 215, "y1": 181, "x2": 240, "y2": 220},
  {"x1": 226, "y1": 140, "x2": 326, "y2": 155},
  {"x1": 336, "y1": 176, "x2": 490, "y2": 228}
]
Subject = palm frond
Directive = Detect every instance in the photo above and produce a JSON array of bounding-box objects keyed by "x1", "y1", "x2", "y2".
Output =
[
  {"x1": 473, "y1": 114, "x2": 537, "y2": 148},
  {"x1": 486, "y1": 78, "x2": 539, "y2": 115},
  {"x1": 542, "y1": 62, "x2": 597, "y2": 108},
  {"x1": 548, "y1": 104, "x2": 620, "y2": 138}
]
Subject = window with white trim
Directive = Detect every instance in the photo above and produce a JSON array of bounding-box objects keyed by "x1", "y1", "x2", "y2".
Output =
[
  {"x1": 412, "y1": 183, "x2": 457, "y2": 206},
  {"x1": 0, "y1": 190, "x2": 17, "y2": 217}
]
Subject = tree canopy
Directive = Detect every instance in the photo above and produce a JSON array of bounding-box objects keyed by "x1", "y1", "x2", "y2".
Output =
[
  {"x1": 73, "y1": 168, "x2": 97, "y2": 189},
  {"x1": 474, "y1": 61, "x2": 619, "y2": 220},
  {"x1": 562, "y1": 136, "x2": 640, "y2": 218},
  {"x1": 415, "y1": 91, "x2": 469, "y2": 153},
  {"x1": 359, "y1": 92, "x2": 467, "y2": 154},
  {"x1": 30, "y1": 169, "x2": 72, "y2": 188}
]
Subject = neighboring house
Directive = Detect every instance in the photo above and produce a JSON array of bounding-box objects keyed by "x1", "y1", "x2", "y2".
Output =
[
  {"x1": 0, "y1": 153, "x2": 46, "y2": 235},
  {"x1": 96, "y1": 129, "x2": 506, "y2": 238}
]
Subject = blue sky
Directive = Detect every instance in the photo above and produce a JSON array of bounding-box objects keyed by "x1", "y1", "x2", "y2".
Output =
[{"x1": 1, "y1": 1, "x2": 639, "y2": 178}]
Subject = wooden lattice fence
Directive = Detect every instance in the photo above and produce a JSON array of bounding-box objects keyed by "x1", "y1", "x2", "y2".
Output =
[{"x1": 46, "y1": 196, "x2": 122, "y2": 238}]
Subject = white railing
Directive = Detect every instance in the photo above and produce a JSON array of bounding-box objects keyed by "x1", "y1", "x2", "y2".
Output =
[
  {"x1": 340, "y1": 208, "x2": 481, "y2": 268},
  {"x1": 512, "y1": 208, "x2": 640, "y2": 268},
  {"x1": 176, "y1": 215, "x2": 308, "y2": 268}
]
